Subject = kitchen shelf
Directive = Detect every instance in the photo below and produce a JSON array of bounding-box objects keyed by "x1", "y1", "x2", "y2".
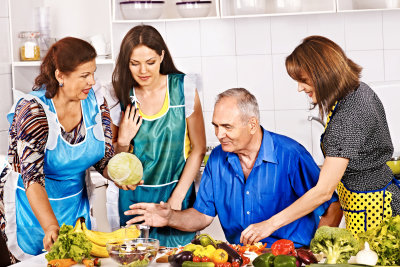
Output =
[
  {"x1": 12, "y1": 59, "x2": 114, "y2": 68},
  {"x1": 219, "y1": 0, "x2": 336, "y2": 18},
  {"x1": 112, "y1": 0, "x2": 220, "y2": 21},
  {"x1": 337, "y1": 0, "x2": 400, "y2": 12}
]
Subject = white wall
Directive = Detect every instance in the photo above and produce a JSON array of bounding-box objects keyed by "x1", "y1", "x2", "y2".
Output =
[
  {"x1": 114, "y1": 10, "x2": 400, "y2": 165},
  {"x1": 0, "y1": 0, "x2": 12, "y2": 155}
]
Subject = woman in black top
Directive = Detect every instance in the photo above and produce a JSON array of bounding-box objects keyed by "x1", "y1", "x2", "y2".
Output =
[{"x1": 282, "y1": 35, "x2": 400, "y2": 236}]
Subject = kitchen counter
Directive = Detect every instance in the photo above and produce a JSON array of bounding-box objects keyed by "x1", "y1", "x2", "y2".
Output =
[{"x1": 10, "y1": 253, "x2": 170, "y2": 267}]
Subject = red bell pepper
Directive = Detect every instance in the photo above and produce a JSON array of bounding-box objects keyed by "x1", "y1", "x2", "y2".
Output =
[{"x1": 271, "y1": 239, "x2": 296, "y2": 256}]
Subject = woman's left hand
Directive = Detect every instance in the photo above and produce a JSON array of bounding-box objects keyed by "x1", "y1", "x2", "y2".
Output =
[{"x1": 43, "y1": 225, "x2": 60, "y2": 251}]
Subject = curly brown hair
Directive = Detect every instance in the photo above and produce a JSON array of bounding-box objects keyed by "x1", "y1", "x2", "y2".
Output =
[
  {"x1": 286, "y1": 35, "x2": 362, "y2": 118},
  {"x1": 33, "y1": 37, "x2": 96, "y2": 98}
]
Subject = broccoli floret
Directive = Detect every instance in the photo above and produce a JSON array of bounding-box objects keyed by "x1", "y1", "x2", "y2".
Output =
[{"x1": 310, "y1": 226, "x2": 359, "y2": 264}]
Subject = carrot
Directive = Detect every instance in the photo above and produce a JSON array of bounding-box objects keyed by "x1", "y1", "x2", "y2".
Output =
[
  {"x1": 47, "y1": 259, "x2": 77, "y2": 267},
  {"x1": 83, "y1": 259, "x2": 94, "y2": 267}
]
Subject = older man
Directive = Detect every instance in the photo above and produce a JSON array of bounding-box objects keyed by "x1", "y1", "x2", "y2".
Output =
[{"x1": 125, "y1": 88, "x2": 342, "y2": 247}]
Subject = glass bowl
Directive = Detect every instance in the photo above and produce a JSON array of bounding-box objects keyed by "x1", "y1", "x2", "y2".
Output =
[{"x1": 106, "y1": 238, "x2": 159, "y2": 266}]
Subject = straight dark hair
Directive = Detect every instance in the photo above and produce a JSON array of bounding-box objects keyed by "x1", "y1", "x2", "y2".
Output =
[
  {"x1": 112, "y1": 25, "x2": 183, "y2": 108},
  {"x1": 33, "y1": 37, "x2": 97, "y2": 98},
  {"x1": 286, "y1": 35, "x2": 362, "y2": 118}
]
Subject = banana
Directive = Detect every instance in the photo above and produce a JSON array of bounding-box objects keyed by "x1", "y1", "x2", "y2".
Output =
[
  {"x1": 73, "y1": 217, "x2": 83, "y2": 233},
  {"x1": 81, "y1": 220, "x2": 140, "y2": 247},
  {"x1": 90, "y1": 241, "x2": 109, "y2": 258}
]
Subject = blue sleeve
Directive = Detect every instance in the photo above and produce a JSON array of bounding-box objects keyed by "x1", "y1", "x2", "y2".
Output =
[
  {"x1": 193, "y1": 158, "x2": 217, "y2": 217},
  {"x1": 290, "y1": 146, "x2": 339, "y2": 217}
]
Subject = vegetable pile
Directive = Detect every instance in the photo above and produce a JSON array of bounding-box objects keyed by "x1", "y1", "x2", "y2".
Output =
[
  {"x1": 45, "y1": 224, "x2": 92, "y2": 263},
  {"x1": 168, "y1": 234, "x2": 250, "y2": 267},
  {"x1": 358, "y1": 215, "x2": 400, "y2": 266},
  {"x1": 310, "y1": 226, "x2": 359, "y2": 264}
]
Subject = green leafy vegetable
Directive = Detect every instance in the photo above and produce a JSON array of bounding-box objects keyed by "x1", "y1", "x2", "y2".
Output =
[
  {"x1": 358, "y1": 215, "x2": 400, "y2": 266},
  {"x1": 45, "y1": 223, "x2": 92, "y2": 263}
]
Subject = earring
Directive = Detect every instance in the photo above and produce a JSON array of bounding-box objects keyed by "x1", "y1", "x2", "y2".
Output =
[{"x1": 59, "y1": 83, "x2": 63, "y2": 87}]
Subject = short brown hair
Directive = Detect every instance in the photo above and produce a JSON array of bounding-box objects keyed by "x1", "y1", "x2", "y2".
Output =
[
  {"x1": 33, "y1": 37, "x2": 97, "y2": 98},
  {"x1": 285, "y1": 35, "x2": 362, "y2": 118}
]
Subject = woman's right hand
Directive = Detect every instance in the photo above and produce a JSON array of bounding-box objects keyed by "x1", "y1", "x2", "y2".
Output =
[
  {"x1": 117, "y1": 104, "x2": 142, "y2": 147},
  {"x1": 43, "y1": 224, "x2": 60, "y2": 251},
  {"x1": 115, "y1": 179, "x2": 144, "y2": 191}
]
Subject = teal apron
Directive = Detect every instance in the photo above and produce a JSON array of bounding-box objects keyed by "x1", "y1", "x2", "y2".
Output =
[
  {"x1": 119, "y1": 74, "x2": 196, "y2": 247},
  {"x1": 6, "y1": 88, "x2": 104, "y2": 256}
]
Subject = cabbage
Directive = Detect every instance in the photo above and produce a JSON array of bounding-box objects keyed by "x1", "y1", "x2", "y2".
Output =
[{"x1": 107, "y1": 152, "x2": 143, "y2": 185}]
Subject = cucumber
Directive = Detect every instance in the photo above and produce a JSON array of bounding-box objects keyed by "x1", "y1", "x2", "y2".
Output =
[{"x1": 182, "y1": 261, "x2": 215, "y2": 267}]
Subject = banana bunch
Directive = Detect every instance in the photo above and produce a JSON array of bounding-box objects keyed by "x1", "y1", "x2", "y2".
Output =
[{"x1": 73, "y1": 217, "x2": 141, "y2": 258}]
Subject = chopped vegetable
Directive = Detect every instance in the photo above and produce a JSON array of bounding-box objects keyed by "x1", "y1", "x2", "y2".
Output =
[
  {"x1": 358, "y1": 215, "x2": 400, "y2": 266},
  {"x1": 47, "y1": 258, "x2": 77, "y2": 267},
  {"x1": 310, "y1": 226, "x2": 359, "y2": 264},
  {"x1": 45, "y1": 224, "x2": 92, "y2": 263},
  {"x1": 355, "y1": 242, "x2": 378, "y2": 266}
]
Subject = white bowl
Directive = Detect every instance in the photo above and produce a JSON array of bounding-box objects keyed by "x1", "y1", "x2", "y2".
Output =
[
  {"x1": 120, "y1": 1, "x2": 165, "y2": 20},
  {"x1": 233, "y1": 0, "x2": 267, "y2": 15},
  {"x1": 176, "y1": 1, "x2": 212, "y2": 18}
]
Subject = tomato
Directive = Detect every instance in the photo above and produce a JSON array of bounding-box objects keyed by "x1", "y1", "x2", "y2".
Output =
[
  {"x1": 242, "y1": 256, "x2": 250, "y2": 265},
  {"x1": 212, "y1": 249, "x2": 229, "y2": 264},
  {"x1": 223, "y1": 262, "x2": 232, "y2": 267},
  {"x1": 202, "y1": 257, "x2": 211, "y2": 262},
  {"x1": 193, "y1": 256, "x2": 201, "y2": 263},
  {"x1": 232, "y1": 261, "x2": 240, "y2": 267},
  {"x1": 216, "y1": 264, "x2": 224, "y2": 267}
]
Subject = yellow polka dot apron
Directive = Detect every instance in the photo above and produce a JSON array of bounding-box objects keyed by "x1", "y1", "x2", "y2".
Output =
[{"x1": 320, "y1": 102, "x2": 397, "y2": 237}]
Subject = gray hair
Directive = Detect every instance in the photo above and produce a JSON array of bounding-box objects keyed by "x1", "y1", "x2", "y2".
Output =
[{"x1": 215, "y1": 88, "x2": 260, "y2": 123}]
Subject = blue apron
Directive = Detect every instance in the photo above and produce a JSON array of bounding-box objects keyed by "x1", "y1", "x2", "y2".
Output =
[{"x1": 7, "y1": 88, "x2": 104, "y2": 256}]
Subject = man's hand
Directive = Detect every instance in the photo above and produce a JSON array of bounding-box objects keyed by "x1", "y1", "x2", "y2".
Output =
[
  {"x1": 240, "y1": 220, "x2": 276, "y2": 245},
  {"x1": 124, "y1": 201, "x2": 172, "y2": 227},
  {"x1": 43, "y1": 224, "x2": 59, "y2": 251}
]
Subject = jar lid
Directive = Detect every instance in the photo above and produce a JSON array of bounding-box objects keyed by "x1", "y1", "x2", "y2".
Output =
[{"x1": 18, "y1": 31, "x2": 40, "y2": 38}]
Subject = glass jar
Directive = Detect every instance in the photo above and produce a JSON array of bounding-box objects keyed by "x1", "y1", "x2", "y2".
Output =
[{"x1": 19, "y1": 31, "x2": 41, "y2": 61}]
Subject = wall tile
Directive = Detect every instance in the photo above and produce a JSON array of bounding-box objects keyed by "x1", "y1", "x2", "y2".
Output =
[
  {"x1": 307, "y1": 13, "x2": 346, "y2": 49},
  {"x1": 235, "y1": 16, "x2": 271, "y2": 55},
  {"x1": 384, "y1": 50, "x2": 400, "y2": 81},
  {"x1": 201, "y1": 56, "x2": 237, "y2": 111},
  {"x1": 270, "y1": 15, "x2": 307, "y2": 54},
  {"x1": 166, "y1": 20, "x2": 201, "y2": 58},
  {"x1": 203, "y1": 111, "x2": 219, "y2": 146},
  {"x1": 0, "y1": 131, "x2": 8, "y2": 156},
  {"x1": 383, "y1": 10, "x2": 400, "y2": 50},
  {"x1": 200, "y1": 19, "x2": 235, "y2": 57},
  {"x1": 272, "y1": 54, "x2": 310, "y2": 110},
  {"x1": 0, "y1": 18, "x2": 10, "y2": 63},
  {"x1": 275, "y1": 110, "x2": 313, "y2": 154},
  {"x1": 0, "y1": 0, "x2": 8, "y2": 17},
  {"x1": 260, "y1": 110, "x2": 275, "y2": 132},
  {"x1": 173, "y1": 57, "x2": 204, "y2": 107},
  {"x1": 236, "y1": 55, "x2": 274, "y2": 111},
  {"x1": 346, "y1": 50, "x2": 384, "y2": 82},
  {"x1": 344, "y1": 11, "x2": 383, "y2": 51}
]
